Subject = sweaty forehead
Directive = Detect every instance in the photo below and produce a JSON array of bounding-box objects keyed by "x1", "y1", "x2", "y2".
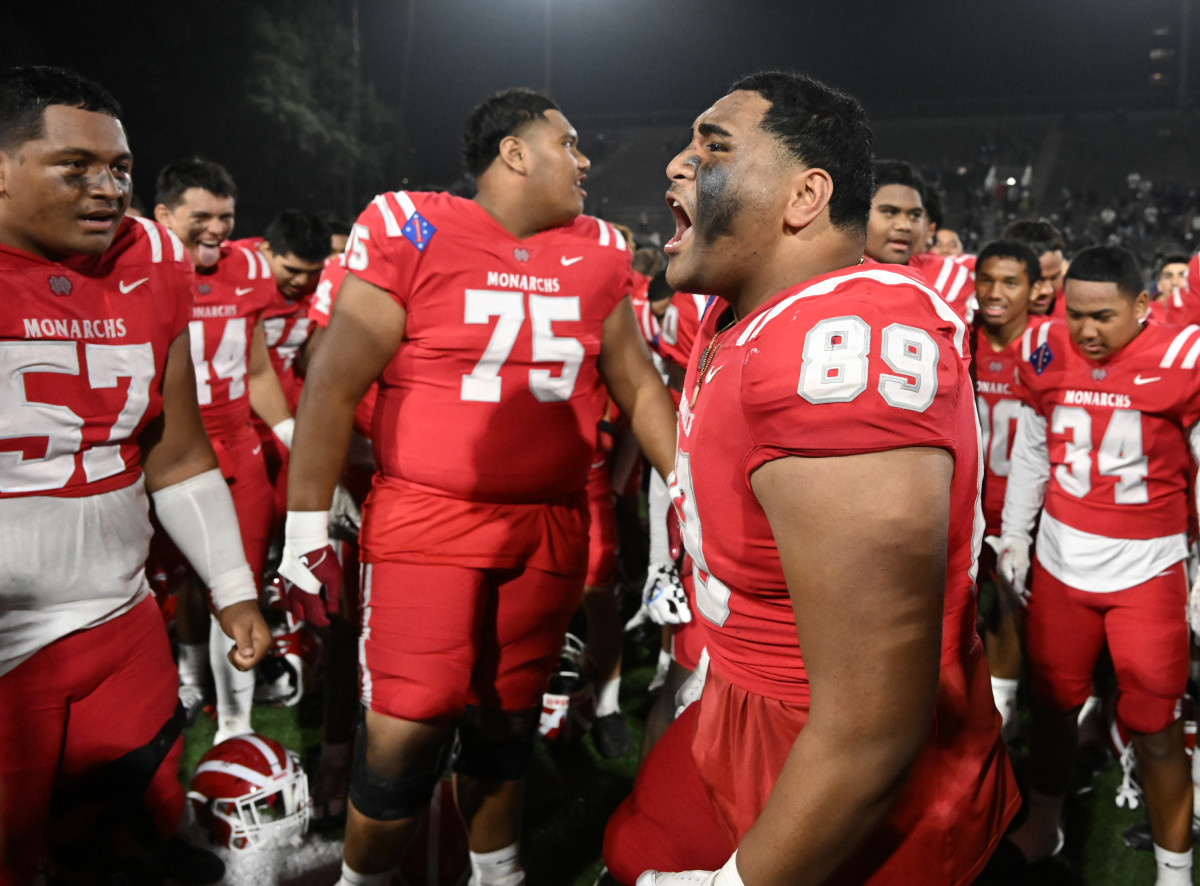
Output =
[{"x1": 35, "y1": 104, "x2": 129, "y2": 156}]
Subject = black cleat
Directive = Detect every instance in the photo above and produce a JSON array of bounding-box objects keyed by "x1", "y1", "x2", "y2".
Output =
[{"x1": 591, "y1": 712, "x2": 631, "y2": 759}]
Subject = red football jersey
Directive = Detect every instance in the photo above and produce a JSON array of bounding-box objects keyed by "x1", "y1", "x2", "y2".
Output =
[
  {"x1": 0, "y1": 217, "x2": 193, "y2": 499},
  {"x1": 308, "y1": 254, "x2": 377, "y2": 438},
  {"x1": 975, "y1": 318, "x2": 1047, "y2": 535},
  {"x1": 188, "y1": 244, "x2": 275, "y2": 437},
  {"x1": 1017, "y1": 320, "x2": 1200, "y2": 539},
  {"x1": 347, "y1": 190, "x2": 631, "y2": 503},
  {"x1": 909, "y1": 251, "x2": 975, "y2": 320},
  {"x1": 673, "y1": 264, "x2": 981, "y2": 702},
  {"x1": 228, "y1": 235, "x2": 312, "y2": 406},
  {"x1": 653, "y1": 292, "x2": 713, "y2": 373}
]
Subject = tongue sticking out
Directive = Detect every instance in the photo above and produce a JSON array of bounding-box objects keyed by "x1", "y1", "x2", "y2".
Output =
[{"x1": 196, "y1": 243, "x2": 221, "y2": 268}]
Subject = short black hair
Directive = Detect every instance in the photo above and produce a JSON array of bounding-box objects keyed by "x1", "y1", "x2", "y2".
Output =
[
  {"x1": 729, "y1": 71, "x2": 874, "y2": 236},
  {"x1": 154, "y1": 157, "x2": 237, "y2": 210},
  {"x1": 872, "y1": 159, "x2": 927, "y2": 203},
  {"x1": 1065, "y1": 245, "x2": 1144, "y2": 299},
  {"x1": 461, "y1": 88, "x2": 560, "y2": 178},
  {"x1": 264, "y1": 210, "x2": 332, "y2": 264},
  {"x1": 1001, "y1": 218, "x2": 1066, "y2": 257},
  {"x1": 1158, "y1": 253, "x2": 1191, "y2": 273},
  {"x1": 976, "y1": 239, "x2": 1041, "y2": 290},
  {"x1": 0, "y1": 65, "x2": 121, "y2": 151}
]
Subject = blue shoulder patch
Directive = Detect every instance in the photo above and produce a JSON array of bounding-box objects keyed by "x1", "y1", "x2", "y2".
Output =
[
  {"x1": 401, "y1": 212, "x2": 436, "y2": 252},
  {"x1": 1031, "y1": 341, "x2": 1054, "y2": 375}
]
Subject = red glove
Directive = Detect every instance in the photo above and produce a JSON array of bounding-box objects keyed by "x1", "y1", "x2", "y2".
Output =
[{"x1": 273, "y1": 511, "x2": 342, "y2": 627}]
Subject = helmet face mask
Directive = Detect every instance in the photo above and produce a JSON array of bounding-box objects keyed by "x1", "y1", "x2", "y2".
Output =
[{"x1": 188, "y1": 734, "x2": 311, "y2": 850}]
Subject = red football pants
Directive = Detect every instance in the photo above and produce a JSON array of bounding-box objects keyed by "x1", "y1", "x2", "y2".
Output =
[{"x1": 0, "y1": 598, "x2": 183, "y2": 885}]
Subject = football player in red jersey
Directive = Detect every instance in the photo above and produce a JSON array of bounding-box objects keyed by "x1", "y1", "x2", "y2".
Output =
[
  {"x1": 972, "y1": 239, "x2": 1044, "y2": 743},
  {"x1": 0, "y1": 66, "x2": 269, "y2": 885},
  {"x1": 603, "y1": 71, "x2": 1017, "y2": 886},
  {"x1": 154, "y1": 158, "x2": 294, "y2": 743},
  {"x1": 996, "y1": 245, "x2": 1197, "y2": 883},
  {"x1": 280, "y1": 88, "x2": 677, "y2": 886},
  {"x1": 864, "y1": 159, "x2": 975, "y2": 320},
  {"x1": 933, "y1": 228, "x2": 966, "y2": 256},
  {"x1": 1002, "y1": 218, "x2": 1068, "y2": 317}
]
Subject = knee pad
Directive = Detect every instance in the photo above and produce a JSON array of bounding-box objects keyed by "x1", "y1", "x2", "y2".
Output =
[
  {"x1": 348, "y1": 717, "x2": 454, "y2": 821},
  {"x1": 453, "y1": 709, "x2": 537, "y2": 782},
  {"x1": 1117, "y1": 690, "x2": 1180, "y2": 736}
]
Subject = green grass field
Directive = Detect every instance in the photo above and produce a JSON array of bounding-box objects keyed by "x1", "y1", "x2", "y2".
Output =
[{"x1": 180, "y1": 636, "x2": 1193, "y2": 885}]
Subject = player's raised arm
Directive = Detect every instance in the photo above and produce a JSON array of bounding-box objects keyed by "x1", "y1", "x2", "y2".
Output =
[
  {"x1": 598, "y1": 294, "x2": 678, "y2": 480},
  {"x1": 141, "y1": 328, "x2": 270, "y2": 670},
  {"x1": 732, "y1": 448, "x2": 948, "y2": 884}
]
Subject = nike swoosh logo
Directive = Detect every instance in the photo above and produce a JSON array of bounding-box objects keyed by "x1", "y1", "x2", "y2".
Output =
[
  {"x1": 251, "y1": 444, "x2": 263, "y2": 456},
  {"x1": 1133, "y1": 375, "x2": 1161, "y2": 385},
  {"x1": 561, "y1": 256, "x2": 583, "y2": 266},
  {"x1": 119, "y1": 277, "x2": 148, "y2": 294},
  {"x1": 705, "y1": 364, "x2": 724, "y2": 384},
  {"x1": 235, "y1": 286, "x2": 255, "y2": 296}
]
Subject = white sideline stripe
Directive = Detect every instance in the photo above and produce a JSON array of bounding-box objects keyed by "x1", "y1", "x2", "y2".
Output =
[
  {"x1": 374, "y1": 195, "x2": 403, "y2": 237},
  {"x1": 737, "y1": 267, "x2": 967, "y2": 356},
  {"x1": 359, "y1": 563, "x2": 374, "y2": 708},
  {"x1": 1161, "y1": 325, "x2": 1200, "y2": 369},
  {"x1": 133, "y1": 216, "x2": 163, "y2": 262}
]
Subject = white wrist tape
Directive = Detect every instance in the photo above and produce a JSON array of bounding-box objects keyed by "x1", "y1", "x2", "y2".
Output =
[
  {"x1": 150, "y1": 468, "x2": 257, "y2": 611},
  {"x1": 286, "y1": 510, "x2": 331, "y2": 551},
  {"x1": 271, "y1": 417, "x2": 295, "y2": 450}
]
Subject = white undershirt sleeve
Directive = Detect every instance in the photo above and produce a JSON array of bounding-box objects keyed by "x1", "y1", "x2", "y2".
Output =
[{"x1": 1000, "y1": 404, "x2": 1050, "y2": 545}]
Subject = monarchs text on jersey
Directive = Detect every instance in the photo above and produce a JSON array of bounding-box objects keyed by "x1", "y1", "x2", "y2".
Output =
[
  {"x1": 346, "y1": 190, "x2": 631, "y2": 503},
  {"x1": 0, "y1": 217, "x2": 193, "y2": 498}
]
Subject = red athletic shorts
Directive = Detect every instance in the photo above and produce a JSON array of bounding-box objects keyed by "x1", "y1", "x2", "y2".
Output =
[
  {"x1": 1026, "y1": 557, "x2": 1188, "y2": 733},
  {"x1": 0, "y1": 599, "x2": 183, "y2": 885},
  {"x1": 359, "y1": 559, "x2": 584, "y2": 721},
  {"x1": 585, "y1": 461, "x2": 617, "y2": 589},
  {"x1": 605, "y1": 657, "x2": 1016, "y2": 885},
  {"x1": 209, "y1": 422, "x2": 275, "y2": 582}
]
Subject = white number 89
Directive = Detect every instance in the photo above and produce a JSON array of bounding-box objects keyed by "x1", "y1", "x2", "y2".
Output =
[{"x1": 798, "y1": 317, "x2": 938, "y2": 412}]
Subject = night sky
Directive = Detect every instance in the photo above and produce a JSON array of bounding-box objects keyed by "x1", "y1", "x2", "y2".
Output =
[{"x1": 7, "y1": 0, "x2": 1197, "y2": 225}]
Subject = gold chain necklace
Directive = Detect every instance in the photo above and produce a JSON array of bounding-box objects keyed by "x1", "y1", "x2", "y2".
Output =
[{"x1": 690, "y1": 314, "x2": 737, "y2": 408}]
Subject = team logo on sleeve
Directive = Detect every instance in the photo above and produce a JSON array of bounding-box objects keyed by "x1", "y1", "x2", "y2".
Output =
[
  {"x1": 401, "y1": 212, "x2": 437, "y2": 252},
  {"x1": 48, "y1": 275, "x2": 72, "y2": 296},
  {"x1": 1031, "y1": 341, "x2": 1054, "y2": 375}
]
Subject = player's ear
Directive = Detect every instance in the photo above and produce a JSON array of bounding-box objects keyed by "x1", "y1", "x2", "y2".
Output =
[
  {"x1": 783, "y1": 167, "x2": 833, "y2": 231},
  {"x1": 153, "y1": 203, "x2": 172, "y2": 226},
  {"x1": 0, "y1": 151, "x2": 10, "y2": 196},
  {"x1": 496, "y1": 134, "x2": 527, "y2": 175},
  {"x1": 1134, "y1": 290, "x2": 1150, "y2": 323}
]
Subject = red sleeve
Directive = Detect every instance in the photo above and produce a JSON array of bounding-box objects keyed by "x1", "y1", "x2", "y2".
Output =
[
  {"x1": 346, "y1": 192, "x2": 425, "y2": 309},
  {"x1": 308, "y1": 259, "x2": 349, "y2": 328},
  {"x1": 738, "y1": 285, "x2": 968, "y2": 482}
]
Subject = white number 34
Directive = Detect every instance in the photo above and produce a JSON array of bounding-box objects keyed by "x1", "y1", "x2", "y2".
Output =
[{"x1": 798, "y1": 316, "x2": 938, "y2": 412}]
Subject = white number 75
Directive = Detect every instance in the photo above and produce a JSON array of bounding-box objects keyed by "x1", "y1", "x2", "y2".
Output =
[{"x1": 460, "y1": 289, "x2": 584, "y2": 403}]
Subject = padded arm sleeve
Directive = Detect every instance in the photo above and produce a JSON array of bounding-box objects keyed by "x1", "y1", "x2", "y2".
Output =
[{"x1": 150, "y1": 467, "x2": 258, "y2": 611}]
